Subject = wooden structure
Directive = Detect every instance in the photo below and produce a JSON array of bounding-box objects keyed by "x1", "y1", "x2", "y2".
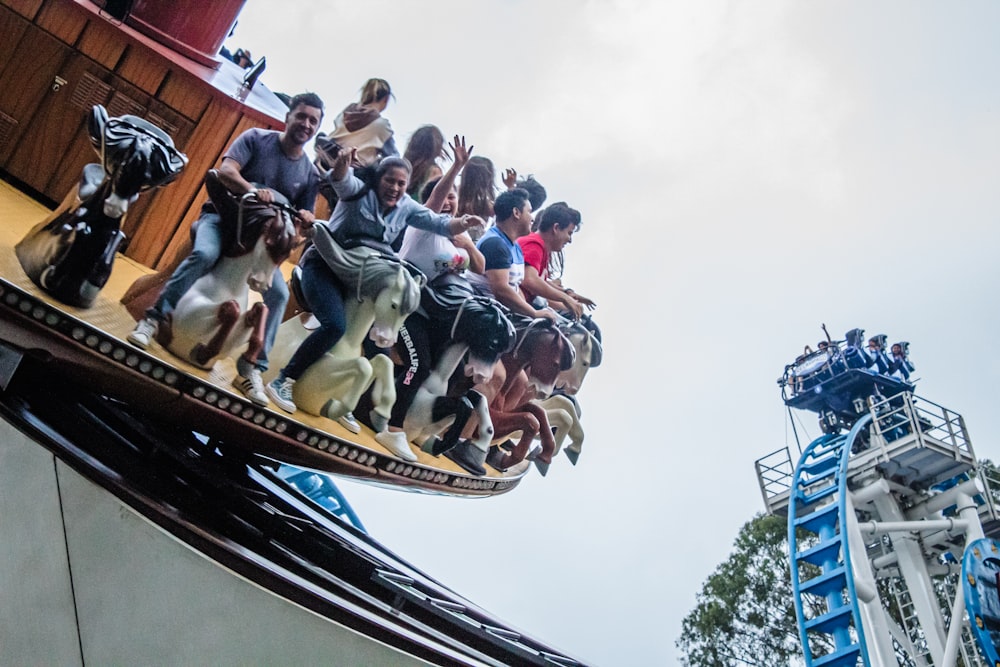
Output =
[{"x1": 0, "y1": 0, "x2": 289, "y2": 271}]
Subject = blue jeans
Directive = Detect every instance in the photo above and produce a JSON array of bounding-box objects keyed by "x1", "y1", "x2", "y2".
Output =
[
  {"x1": 281, "y1": 249, "x2": 347, "y2": 380},
  {"x1": 147, "y1": 211, "x2": 288, "y2": 371}
]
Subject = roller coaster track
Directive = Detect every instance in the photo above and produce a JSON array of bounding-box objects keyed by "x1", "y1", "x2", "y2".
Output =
[{"x1": 788, "y1": 416, "x2": 873, "y2": 667}]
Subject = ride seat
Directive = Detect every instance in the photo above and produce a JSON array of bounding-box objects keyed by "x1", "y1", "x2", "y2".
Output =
[{"x1": 289, "y1": 265, "x2": 312, "y2": 313}]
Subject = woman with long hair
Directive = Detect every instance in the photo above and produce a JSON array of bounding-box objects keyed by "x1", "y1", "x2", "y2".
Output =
[
  {"x1": 403, "y1": 125, "x2": 446, "y2": 202},
  {"x1": 322, "y1": 78, "x2": 398, "y2": 168}
]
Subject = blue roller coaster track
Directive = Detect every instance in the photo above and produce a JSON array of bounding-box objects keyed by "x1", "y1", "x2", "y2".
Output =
[{"x1": 788, "y1": 416, "x2": 873, "y2": 667}]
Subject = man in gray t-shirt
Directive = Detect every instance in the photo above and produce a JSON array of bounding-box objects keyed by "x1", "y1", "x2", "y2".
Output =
[{"x1": 128, "y1": 92, "x2": 325, "y2": 407}]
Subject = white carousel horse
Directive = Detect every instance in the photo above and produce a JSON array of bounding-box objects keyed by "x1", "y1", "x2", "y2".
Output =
[
  {"x1": 157, "y1": 171, "x2": 301, "y2": 369},
  {"x1": 266, "y1": 225, "x2": 423, "y2": 460},
  {"x1": 538, "y1": 315, "x2": 603, "y2": 465},
  {"x1": 16, "y1": 104, "x2": 187, "y2": 307}
]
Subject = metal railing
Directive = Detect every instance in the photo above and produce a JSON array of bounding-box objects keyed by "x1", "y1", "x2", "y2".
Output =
[
  {"x1": 754, "y1": 446, "x2": 794, "y2": 513},
  {"x1": 868, "y1": 392, "x2": 974, "y2": 462}
]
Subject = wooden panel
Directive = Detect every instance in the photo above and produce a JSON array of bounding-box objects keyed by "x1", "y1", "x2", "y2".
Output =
[
  {"x1": 0, "y1": 6, "x2": 30, "y2": 74},
  {"x1": 152, "y1": 114, "x2": 260, "y2": 268},
  {"x1": 0, "y1": 24, "x2": 71, "y2": 165},
  {"x1": 0, "y1": 0, "x2": 43, "y2": 20},
  {"x1": 125, "y1": 99, "x2": 242, "y2": 266},
  {"x1": 6, "y1": 55, "x2": 106, "y2": 195},
  {"x1": 35, "y1": 0, "x2": 86, "y2": 44},
  {"x1": 156, "y1": 69, "x2": 209, "y2": 122},
  {"x1": 45, "y1": 66, "x2": 154, "y2": 200},
  {"x1": 115, "y1": 45, "x2": 168, "y2": 95},
  {"x1": 76, "y1": 13, "x2": 126, "y2": 69}
]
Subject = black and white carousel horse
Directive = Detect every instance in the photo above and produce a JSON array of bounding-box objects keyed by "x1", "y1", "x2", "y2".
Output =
[{"x1": 16, "y1": 105, "x2": 187, "y2": 307}]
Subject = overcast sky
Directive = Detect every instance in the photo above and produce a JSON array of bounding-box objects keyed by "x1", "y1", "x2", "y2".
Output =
[{"x1": 226, "y1": 2, "x2": 1000, "y2": 663}]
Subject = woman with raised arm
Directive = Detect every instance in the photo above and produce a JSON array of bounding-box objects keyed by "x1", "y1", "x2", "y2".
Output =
[
  {"x1": 381, "y1": 136, "x2": 486, "y2": 429},
  {"x1": 265, "y1": 146, "x2": 484, "y2": 415}
]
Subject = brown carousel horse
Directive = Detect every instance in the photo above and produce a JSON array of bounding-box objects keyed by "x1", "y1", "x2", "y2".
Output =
[
  {"x1": 152, "y1": 170, "x2": 303, "y2": 369},
  {"x1": 446, "y1": 315, "x2": 575, "y2": 476}
]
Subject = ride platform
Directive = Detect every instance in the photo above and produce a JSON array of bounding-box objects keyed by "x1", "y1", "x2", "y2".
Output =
[
  {"x1": 0, "y1": 180, "x2": 527, "y2": 497},
  {"x1": 756, "y1": 391, "x2": 981, "y2": 519}
]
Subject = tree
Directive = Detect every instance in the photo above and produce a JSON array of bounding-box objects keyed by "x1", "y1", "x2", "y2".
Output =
[
  {"x1": 676, "y1": 513, "x2": 828, "y2": 666},
  {"x1": 678, "y1": 461, "x2": 1000, "y2": 666}
]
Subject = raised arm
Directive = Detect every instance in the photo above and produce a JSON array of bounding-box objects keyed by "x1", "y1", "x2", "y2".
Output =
[{"x1": 425, "y1": 135, "x2": 472, "y2": 213}]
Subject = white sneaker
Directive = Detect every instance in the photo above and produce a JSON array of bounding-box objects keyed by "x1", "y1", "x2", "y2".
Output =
[
  {"x1": 127, "y1": 317, "x2": 157, "y2": 349},
  {"x1": 233, "y1": 368, "x2": 269, "y2": 407},
  {"x1": 338, "y1": 411, "x2": 361, "y2": 434},
  {"x1": 266, "y1": 377, "x2": 297, "y2": 413}
]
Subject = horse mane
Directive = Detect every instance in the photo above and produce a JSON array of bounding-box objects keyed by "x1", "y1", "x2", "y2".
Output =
[
  {"x1": 203, "y1": 170, "x2": 297, "y2": 259},
  {"x1": 450, "y1": 297, "x2": 516, "y2": 357},
  {"x1": 560, "y1": 317, "x2": 603, "y2": 368},
  {"x1": 510, "y1": 317, "x2": 576, "y2": 371},
  {"x1": 89, "y1": 106, "x2": 186, "y2": 191},
  {"x1": 311, "y1": 224, "x2": 422, "y2": 310}
]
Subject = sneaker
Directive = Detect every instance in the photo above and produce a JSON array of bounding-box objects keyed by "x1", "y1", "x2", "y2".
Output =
[
  {"x1": 233, "y1": 368, "x2": 269, "y2": 407},
  {"x1": 338, "y1": 411, "x2": 361, "y2": 434},
  {"x1": 127, "y1": 317, "x2": 157, "y2": 349},
  {"x1": 266, "y1": 377, "x2": 297, "y2": 413}
]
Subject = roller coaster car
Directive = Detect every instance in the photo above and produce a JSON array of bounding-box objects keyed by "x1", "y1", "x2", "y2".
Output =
[{"x1": 779, "y1": 347, "x2": 913, "y2": 432}]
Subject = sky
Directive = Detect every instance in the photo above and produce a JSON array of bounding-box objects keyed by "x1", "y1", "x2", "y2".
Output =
[{"x1": 225, "y1": 2, "x2": 1000, "y2": 664}]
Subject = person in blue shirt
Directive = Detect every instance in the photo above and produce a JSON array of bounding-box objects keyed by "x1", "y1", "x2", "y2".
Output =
[{"x1": 467, "y1": 188, "x2": 557, "y2": 322}]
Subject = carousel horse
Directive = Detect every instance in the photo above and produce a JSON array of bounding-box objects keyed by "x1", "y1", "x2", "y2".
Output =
[
  {"x1": 533, "y1": 314, "x2": 604, "y2": 466},
  {"x1": 266, "y1": 224, "x2": 423, "y2": 460},
  {"x1": 16, "y1": 105, "x2": 187, "y2": 307},
  {"x1": 398, "y1": 293, "x2": 516, "y2": 459},
  {"x1": 154, "y1": 170, "x2": 302, "y2": 369},
  {"x1": 447, "y1": 316, "x2": 575, "y2": 476}
]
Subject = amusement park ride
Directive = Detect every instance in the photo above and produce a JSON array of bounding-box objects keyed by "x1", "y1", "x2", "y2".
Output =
[
  {"x1": 755, "y1": 328, "x2": 1000, "y2": 666},
  {"x1": 0, "y1": 1, "x2": 597, "y2": 664}
]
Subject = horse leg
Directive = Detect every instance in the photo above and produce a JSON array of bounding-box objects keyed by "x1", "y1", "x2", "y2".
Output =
[
  {"x1": 366, "y1": 354, "x2": 396, "y2": 433},
  {"x1": 485, "y1": 410, "x2": 539, "y2": 471},
  {"x1": 121, "y1": 238, "x2": 191, "y2": 320},
  {"x1": 563, "y1": 406, "x2": 586, "y2": 466},
  {"x1": 518, "y1": 401, "x2": 556, "y2": 476},
  {"x1": 425, "y1": 395, "x2": 473, "y2": 455},
  {"x1": 317, "y1": 358, "x2": 372, "y2": 420},
  {"x1": 192, "y1": 300, "x2": 240, "y2": 367},
  {"x1": 458, "y1": 361, "x2": 505, "y2": 442},
  {"x1": 535, "y1": 394, "x2": 579, "y2": 461},
  {"x1": 530, "y1": 407, "x2": 571, "y2": 460},
  {"x1": 465, "y1": 390, "x2": 494, "y2": 452},
  {"x1": 241, "y1": 302, "x2": 268, "y2": 365}
]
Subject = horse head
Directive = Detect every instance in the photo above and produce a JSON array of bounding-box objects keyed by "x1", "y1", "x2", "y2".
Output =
[
  {"x1": 509, "y1": 316, "x2": 576, "y2": 398},
  {"x1": 450, "y1": 297, "x2": 516, "y2": 384},
  {"x1": 555, "y1": 315, "x2": 603, "y2": 395},
  {"x1": 362, "y1": 257, "x2": 424, "y2": 349},
  {"x1": 88, "y1": 106, "x2": 187, "y2": 218},
  {"x1": 203, "y1": 170, "x2": 300, "y2": 293}
]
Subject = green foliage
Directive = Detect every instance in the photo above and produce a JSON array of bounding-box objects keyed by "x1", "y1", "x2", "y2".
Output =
[{"x1": 677, "y1": 513, "x2": 803, "y2": 666}]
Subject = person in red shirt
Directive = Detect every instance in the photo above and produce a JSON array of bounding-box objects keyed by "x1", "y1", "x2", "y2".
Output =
[{"x1": 517, "y1": 202, "x2": 595, "y2": 320}]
